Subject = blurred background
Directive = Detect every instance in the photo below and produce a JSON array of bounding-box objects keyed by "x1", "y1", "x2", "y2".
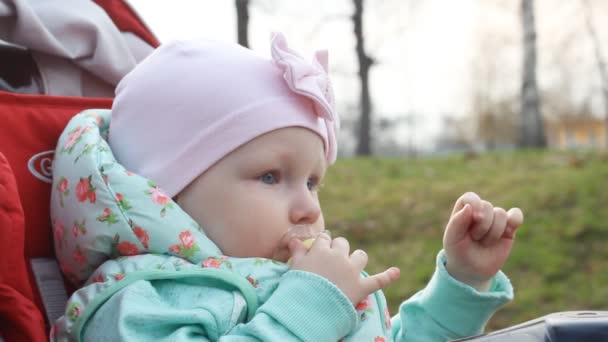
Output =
[{"x1": 130, "y1": 0, "x2": 608, "y2": 331}]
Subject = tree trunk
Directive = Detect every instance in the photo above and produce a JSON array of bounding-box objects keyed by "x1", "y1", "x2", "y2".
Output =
[
  {"x1": 583, "y1": 0, "x2": 608, "y2": 148},
  {"x1": 353, "y1": 0, "x2": 373, "y2": 155},
  {"x1": 520, "y1": 0, "x2": 546, "y2": 147},
  {"x1": 236, "y1": 0, "x2": 250, "y2": 48}
]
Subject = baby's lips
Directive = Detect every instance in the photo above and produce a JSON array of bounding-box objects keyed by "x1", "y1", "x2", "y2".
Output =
[{"x1": 271, "y1": 226, "x2": 314, "y2": 262}]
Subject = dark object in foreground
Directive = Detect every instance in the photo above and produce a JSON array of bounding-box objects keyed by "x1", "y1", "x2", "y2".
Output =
[{"x1": 452, "y1": 311, "x2": 608, "y2": 342}]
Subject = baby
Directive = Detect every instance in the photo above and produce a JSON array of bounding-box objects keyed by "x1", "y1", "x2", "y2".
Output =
[{"x1": 50, "y1": 33, "x2": 523, "y2": 341}]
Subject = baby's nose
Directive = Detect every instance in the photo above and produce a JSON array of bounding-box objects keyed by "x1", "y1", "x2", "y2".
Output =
[{"x1": 289, "y1": 194, "x2": 321, "y2": 225}]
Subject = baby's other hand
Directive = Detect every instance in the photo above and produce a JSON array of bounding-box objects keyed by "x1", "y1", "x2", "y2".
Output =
[
  {"x1": 288, "y1": 233, "x2": 400, "y2": 305},
  {"x1": 443, "y1": 192, "x2": 524, "y2": 291}
]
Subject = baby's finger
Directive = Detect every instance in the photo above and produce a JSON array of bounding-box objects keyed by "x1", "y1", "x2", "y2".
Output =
[
  {"x1": 470, "y1": 200, "x2": 494, "y2": 240},
  {"x1": 310, "y1": 231, "x2": 331, "y2": 251},
  {"x1": 504, "y1": 208, "x2": 524, "y2": 238},
  {"x1": 350, "y1": 249, "x2": 368, "y2": 270},
  {"x1": 331, "y1": 237, "x2": 350, "y2": 256},
  {"x1": 507, "y1": 208, "x2": 524, "y2": 227},
  {"x1": 288, "y1": 239, "x2": 307, "y2": 261},
  {"x1": 452, "y1": 192, "x2": 482, "y2": 216},
  {"x1": 362, "y1": 267, "x2": 400, "y2": 294},
  {"x1": 443, "y1": 203, "x2": 474, "y2": 245},
  {"x1": 480, "y1": 207, "x2": 507, "y2": 246}
]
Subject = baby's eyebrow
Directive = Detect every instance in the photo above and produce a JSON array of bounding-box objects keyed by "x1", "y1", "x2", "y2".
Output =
[{"x1": 248, "y1": 143, "x2": 326, "y2": 173}]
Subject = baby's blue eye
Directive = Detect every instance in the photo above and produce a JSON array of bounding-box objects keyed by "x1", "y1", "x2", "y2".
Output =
[{"x1": 260, "y1": 172, "x2": 277, "y2": 185}]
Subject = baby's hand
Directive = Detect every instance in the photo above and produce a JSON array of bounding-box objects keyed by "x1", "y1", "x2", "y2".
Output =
[
  {"x1": 443, "y1": 192, "x2": 524, "y2": 291},
  {"x1": 289, "y1": 233, "x2": 400, "y2": 305}
]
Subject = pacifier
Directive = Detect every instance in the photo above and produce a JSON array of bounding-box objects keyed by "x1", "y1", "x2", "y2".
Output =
[{"x1": 283, "y1": 224, "x2": 330, "y2": 263}]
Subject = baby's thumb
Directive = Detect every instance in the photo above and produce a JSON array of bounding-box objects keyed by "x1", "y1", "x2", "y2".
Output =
[
  {"x1": 444, "y1": 204, "x2": 474, "y2": 245},
  {"x1": 288, "y1": 239, "x2": 307, "y2": 262}
]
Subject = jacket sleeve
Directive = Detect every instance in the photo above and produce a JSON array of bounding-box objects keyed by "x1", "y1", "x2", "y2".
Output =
[
  {"x1": 391, "y1": 250, "x2": 514, "y2": 342},
  {"x1": 82, "y1": 270, "x2": 358, "y2": 341}
]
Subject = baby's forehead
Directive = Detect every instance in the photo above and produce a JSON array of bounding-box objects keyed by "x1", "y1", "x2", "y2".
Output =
[{"x1": 228, "y1": 127, "x2": 327, "y2": 167}]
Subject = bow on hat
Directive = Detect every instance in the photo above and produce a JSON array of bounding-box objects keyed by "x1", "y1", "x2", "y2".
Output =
[{"x1": 270, "y1": 32, "x2": 339, "y2": 163}]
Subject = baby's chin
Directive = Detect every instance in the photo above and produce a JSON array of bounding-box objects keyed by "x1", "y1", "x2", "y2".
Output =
[
  {"x1": 220, "y1": 245, "x2": 289, "y2": 263},
  {"x1": 223, "y1": 241, "x2": 290, "y2": 262}
]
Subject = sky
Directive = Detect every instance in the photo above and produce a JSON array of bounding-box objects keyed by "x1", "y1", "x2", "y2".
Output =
[
  {"x1": 127, "y1": 0, "x2": 607, "y2": 154},
  {"x1": 127, "y1": 0, "x2": 479, "y2": 153}
]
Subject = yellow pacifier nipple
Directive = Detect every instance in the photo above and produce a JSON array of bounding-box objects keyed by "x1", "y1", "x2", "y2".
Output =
[
  {"x1": 301, "y1": 238, "x2": 315, "y2": 250},
  {"x1": 285, "y1": 225, "x2": 330, "y2": 263}
]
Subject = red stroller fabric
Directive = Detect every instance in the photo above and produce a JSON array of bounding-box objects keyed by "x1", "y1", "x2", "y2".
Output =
[
  {"x1": 0, "y1": 92, "x2": 112, "y2": 341},
  {"x1": 0, "y1": 1, "x2": 158, "y2": 339},
  {"x1": 0, "y1": 152, "x2": 46, "y2": 342}
]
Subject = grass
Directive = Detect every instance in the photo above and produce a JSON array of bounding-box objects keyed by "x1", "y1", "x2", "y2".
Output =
[{"x1": 320, "y1": 149, "x2": 608, "y2": 331}]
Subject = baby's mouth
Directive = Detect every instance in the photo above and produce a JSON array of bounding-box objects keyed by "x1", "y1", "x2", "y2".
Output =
[{"x1": 271, "y1": 225, "x2": 330, "y2": 262}]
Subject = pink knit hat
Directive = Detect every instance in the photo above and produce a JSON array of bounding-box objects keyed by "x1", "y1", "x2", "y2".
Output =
[{"x1": 109, "y1": 33, "x2": 339, "y2": 197}]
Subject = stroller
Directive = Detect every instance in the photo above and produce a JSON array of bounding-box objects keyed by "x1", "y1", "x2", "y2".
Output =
[
  {"x1": 0, "y1": 1, "x2": 605, "y2": 341},
  {"x1": 0, "y1": 0, "x2": 157, "y2": 340}
]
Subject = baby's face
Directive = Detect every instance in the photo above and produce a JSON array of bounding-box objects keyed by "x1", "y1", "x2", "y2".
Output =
[{"x1": 176, "y1": 127, "x2": 327, "y2": 262}]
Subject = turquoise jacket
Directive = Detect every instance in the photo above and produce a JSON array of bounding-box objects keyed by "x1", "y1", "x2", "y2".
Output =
[{"x1": 50, "y1": 110, "x2": 513, "y2": 341}]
